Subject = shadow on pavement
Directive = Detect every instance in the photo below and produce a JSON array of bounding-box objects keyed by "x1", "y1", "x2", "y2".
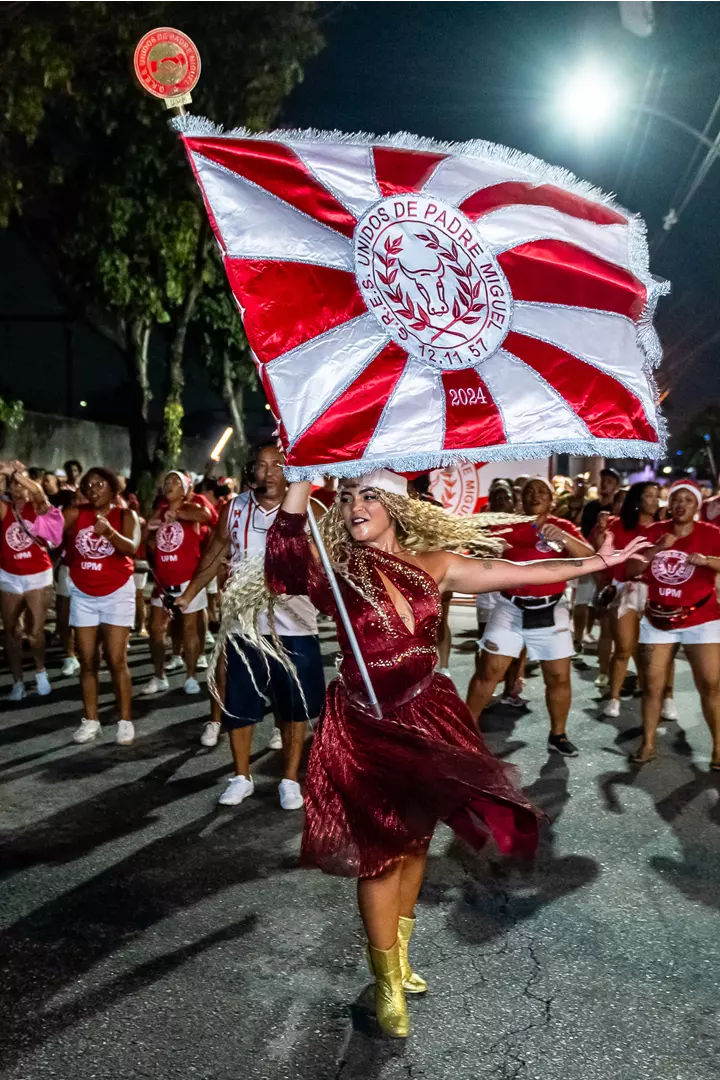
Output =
[
  {"x1": 0, "y1": 802, "x2": 304, "y2": 1069},
  {"x1": 597, "y1": 759, "x2": 720, "y2": 911}
]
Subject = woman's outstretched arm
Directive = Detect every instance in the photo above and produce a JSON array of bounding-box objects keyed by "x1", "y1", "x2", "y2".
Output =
[{"x1": 439, "y1": 534, "x2": 652, "y2": 595}]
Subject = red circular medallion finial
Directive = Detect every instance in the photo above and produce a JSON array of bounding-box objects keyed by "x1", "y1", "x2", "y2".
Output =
[{"x1": 133, "y1": 27, "x2": 201, "y2": 100}]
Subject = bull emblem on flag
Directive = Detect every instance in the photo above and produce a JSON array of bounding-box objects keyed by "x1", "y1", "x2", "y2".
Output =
[
  {"x1": 175, "y1": 120, "x2": 669, "y2": 478},
  {"x1": 398, "y1": 257, "x2": 448, "y2": 316}
]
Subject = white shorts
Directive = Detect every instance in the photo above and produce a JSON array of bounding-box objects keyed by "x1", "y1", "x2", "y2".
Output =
[
  {"x1": 574, "y1": 576, "x2": 596, "y2": 606},
  {"x1": 206, "y1": 577, "x2": 219, "y2": 595},
  {"x1": 56, "y1": 563, "x2": 71, "y2": 598},
  {"x1": 150, "y1": 579, "x2": 207, "y2": 614},
  {"x1": 480, "y1": 594, "x2": 573, "y2": 662},
  {"x1": 133, "y1": 572, "x2": 148, "y2": 590},
  {"x1": 0, "y1": 567, "x2": 54, "y2": 595},
  {"x1": 639, "y1": 616, "x2": 720, "y2": 647},
  {"x1": 614, "y1": 580, "x2": 648, "y2": 619},
  {"x1": 476, "y1": 591, "x2": 499, "y2": 615},
  {"x1": 69, "y1": 577, "x2": 136, "y2": 628}
]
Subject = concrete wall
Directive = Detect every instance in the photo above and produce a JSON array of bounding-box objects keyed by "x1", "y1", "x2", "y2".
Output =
[{"x1": 0, "y1": 410, "x2": 220, "y2": 477}]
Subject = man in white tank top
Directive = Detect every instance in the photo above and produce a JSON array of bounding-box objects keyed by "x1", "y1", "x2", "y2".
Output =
[{"x1": 178, "y1": 444, "x2": 325, "y2": 810}]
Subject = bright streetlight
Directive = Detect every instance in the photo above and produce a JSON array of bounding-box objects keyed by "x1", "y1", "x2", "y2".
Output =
[
  {"x1": 556, "y1": 65, "x2": 720, "y2": 232},
  {"x1": 556, "y1": 66, "x2": 626, "y2": 136}
]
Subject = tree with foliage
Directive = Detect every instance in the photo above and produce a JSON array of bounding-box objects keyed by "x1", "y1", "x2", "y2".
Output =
[{"x1": 0, "y1": 2, "x2": 324, "y2": 492}]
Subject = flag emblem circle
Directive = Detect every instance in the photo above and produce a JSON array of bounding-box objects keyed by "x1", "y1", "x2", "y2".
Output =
[
  {"x1": 353, "y1": 194, "x2": 511, "y2": 370},
  {"x1": 133, "y1": 27, "x2": 201, "y2": 100}
]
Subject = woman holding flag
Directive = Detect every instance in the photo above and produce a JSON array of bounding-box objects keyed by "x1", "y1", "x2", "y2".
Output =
[{"x1": 230, "y1": 469, "x2": 651, "y2": 1039}]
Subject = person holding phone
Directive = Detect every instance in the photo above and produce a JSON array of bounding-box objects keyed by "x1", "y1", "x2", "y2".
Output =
[{"x1": 467, "y1": 477, "x2": 594, "y2": 757}]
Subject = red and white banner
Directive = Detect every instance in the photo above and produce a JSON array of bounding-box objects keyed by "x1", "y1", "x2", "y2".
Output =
[
  {"x1": 429, "y1": 459, "x2": 550, "y2": 515},
  {"x1": 177, "y1": 119, "x2": 668, "y2": 478}
]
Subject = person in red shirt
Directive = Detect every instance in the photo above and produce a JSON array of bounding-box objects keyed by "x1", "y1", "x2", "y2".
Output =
[
  {"x1": 467, "y1": 477, "x2": 593, "y2": 757},
  {"x1": 63, "y1": 467, "x2": 140, "y2": 746},
  {"x1": 143, "y1": 471, "x2": 213, "y2": 696},
  {"x1": 626, "y1": 479, "x2": 720, "y2": 767},
  {"x1": 0, "y1": 461, "x2": 63, "y2": 700},
  {"x1": 594, "y1": 481, "x2": 676, "y2": 721}
]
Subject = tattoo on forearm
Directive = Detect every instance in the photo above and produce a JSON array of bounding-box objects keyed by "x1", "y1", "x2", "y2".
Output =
[
  {"x1": 570, "y1": 559, "x2": 584, "y2": 566},
  {"x1": 482, "y1": 560, "x2": 494, "y2": 570}
]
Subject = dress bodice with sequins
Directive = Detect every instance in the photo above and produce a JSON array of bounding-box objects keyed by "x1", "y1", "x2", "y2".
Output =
[{"x1": 265, "y1": 511, "x2": 441, "y2": 704}]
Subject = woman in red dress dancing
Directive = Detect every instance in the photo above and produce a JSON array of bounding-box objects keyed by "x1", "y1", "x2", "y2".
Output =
[{"x1": 254, "y1": 469, "x2": 648, "y2": 1037}]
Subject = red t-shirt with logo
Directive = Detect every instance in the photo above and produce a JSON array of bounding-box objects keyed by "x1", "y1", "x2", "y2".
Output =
[
  {"x1": 152, "y1": 495, "x2": 217, "y2": 585},
  {"x1": 644, "y1": 520, "x2": 720, "y2": 626},
  {"x1": 502, "y1": 516, "x2": 585, "y2": 598},
  {"x1": 0, "y1": 504, "x2": 52, "y2": 575},
  {"x1": 153, "y1": 517, "x2": 203, "y2": 588},
  {"x1": 66, "y1": 507, "x2": 134, "y2": 596}
]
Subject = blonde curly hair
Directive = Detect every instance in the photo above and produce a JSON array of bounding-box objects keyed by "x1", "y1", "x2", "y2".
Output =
[{"x1": 318, "y1": 488, "x2": 523, "y2": 568}]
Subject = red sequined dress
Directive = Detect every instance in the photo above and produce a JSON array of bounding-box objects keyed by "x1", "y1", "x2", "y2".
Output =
[{"x1": 266, "y1": 510, "x2": 542, "y2": 878}]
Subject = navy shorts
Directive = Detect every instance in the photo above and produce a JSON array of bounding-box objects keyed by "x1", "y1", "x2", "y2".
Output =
[{"x1": 224, "y1": 634, "x2": 326, "y2": 731}]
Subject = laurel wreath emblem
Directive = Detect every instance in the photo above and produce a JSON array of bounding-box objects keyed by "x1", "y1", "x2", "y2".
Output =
[{"x1": 373, "y1": 229, "x2": 487, "y2": 343}]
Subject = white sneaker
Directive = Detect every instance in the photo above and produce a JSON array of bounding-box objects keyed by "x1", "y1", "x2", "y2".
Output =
[
  {"x1": 661, "y1": 698, "x2": 679, "y2": 721},
  {"x1": 165, "y1": 655, "x2": 184, "y2": 673},
  {"x1": 218, "y1": 774, "x2": 254, "y2": 806},
  {"x1": 279, "y1": 778, "x2": 304, "y2": 811},
  {"x1": 6, "y1": 680, "x2": 25, "y2": 702},
  {"x1": 61, "y1": 655, "x2": 80, "y2": 677},
  {"x1": 116, "y1": 720, "x2": 135, "y2": 745},
  {"x1": 73, "y1": 718, "x2": 101, "y2": 743},
  {"x1": 142, "y1": 675, "x2": 169, "y2": 696},
  {"x1": 196, "y1": 654, "x2": 208, "y2": 670},
  {"x1": 184, "y1": 676, "x2": 201, "y2": 695},
  {"x1": 602, "y1": 699, "x2": 621, "y2": 718},
  {"x1": 205, "y1": 630, "x2": 215, "y2": 647},
  {"x1": 594, "y1": 673, "x2": 609, "y2": 689},
  {"x1": 200, "y1": 720, "x2": 221, "y2": 748},
  {"x1": 436, "y1": 666, "x2": 453, "y2": 679},
  {"x1": 269, "y1": 725, "x2": 283, "y2": 750},
  {"x1": 35, "y1": 670, "x2": 52, "y2": 696}
]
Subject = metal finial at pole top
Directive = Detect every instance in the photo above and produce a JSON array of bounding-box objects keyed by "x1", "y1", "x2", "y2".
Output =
[{"x1": 133, "y1": 27, "x2": 201, "y2": 116}]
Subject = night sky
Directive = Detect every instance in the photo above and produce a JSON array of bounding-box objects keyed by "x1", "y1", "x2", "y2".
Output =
[
  {"x1": 3, "y1": 1, "x2": 719, "y2": 444},
  {"x1": 285, "y1": 1, "x2": 720, "y2": 435}
]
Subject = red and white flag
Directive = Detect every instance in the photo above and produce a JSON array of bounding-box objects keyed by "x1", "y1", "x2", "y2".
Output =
[{"x1": 177, "y1": 119, "x2": 668, "y2": 478}]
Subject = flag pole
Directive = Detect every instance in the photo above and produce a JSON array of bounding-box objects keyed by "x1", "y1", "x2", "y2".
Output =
[{"x1": 306, "y1": 509, "x2": 383, "y2": 720}]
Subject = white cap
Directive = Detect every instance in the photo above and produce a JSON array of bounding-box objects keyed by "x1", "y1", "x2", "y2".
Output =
[
  {"x1": 340, "y1": 469, "x2": 408, "y2": 497},
  {"x1": 668, "y1": 479, "x2": 702, "y2": 504},
  {"x1": 165, "y1": 470, "x2": 191, "y2": 496},
  {"x1": 524, "y1": 475, "x2": 554, "y2": 494}
]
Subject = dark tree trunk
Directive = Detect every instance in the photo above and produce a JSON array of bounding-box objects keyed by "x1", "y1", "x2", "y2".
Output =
[
  {"x1": 125, "y1": 319, "x2": 153, "y2": 508},
  {"x1": 154, "y1": 223, "x2": 210, "y2": 471},
  {"x1": 221, "y1": 348, "x2": 249, "y2": 475}
]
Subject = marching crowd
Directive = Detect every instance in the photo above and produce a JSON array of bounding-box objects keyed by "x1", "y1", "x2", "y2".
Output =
[{"x1": 3, "y1": 452, "x2": 720, "y2": 810}]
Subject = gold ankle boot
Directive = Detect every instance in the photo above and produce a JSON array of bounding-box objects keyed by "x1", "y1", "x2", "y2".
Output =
[
  {"x1": 367, "y1": 941, "x2": 409, "y2": 1038},
  {"x1": 397, "y1": 915, "x2": 428, "y2": 994}
]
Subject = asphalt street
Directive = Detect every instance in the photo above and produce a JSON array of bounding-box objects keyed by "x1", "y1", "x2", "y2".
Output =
[{"x1": 1, "y1": 606, "x2": 719, "y2": 1080}]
